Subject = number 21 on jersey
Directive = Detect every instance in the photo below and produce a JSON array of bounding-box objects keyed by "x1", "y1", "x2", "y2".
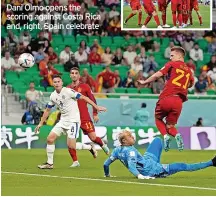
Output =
[{"x1": 172, "y1": 69, "x2": 190, "y2": 89}]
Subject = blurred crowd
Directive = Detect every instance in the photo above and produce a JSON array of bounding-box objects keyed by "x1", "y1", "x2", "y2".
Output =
[{"x1": 1, "y1": 0, "x2": 216, "y2": 97}]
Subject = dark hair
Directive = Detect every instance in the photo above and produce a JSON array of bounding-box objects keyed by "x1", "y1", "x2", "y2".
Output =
[
  {"x1": 65, "y1": 45, "x2": 70, "y2": 48},
  {"x1": 171, "y1": 46, "x2": 186, "y2": 56},
  {"x1": 52, "y1": 74, "x2": 62, "y2": 80},
  {"x1": 141, "y1": 103, "x2": 146, "y2": 108}
]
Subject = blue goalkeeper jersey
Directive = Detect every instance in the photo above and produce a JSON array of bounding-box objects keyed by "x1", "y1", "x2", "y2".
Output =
[{"x1": 104, "y1": 146, "x2": 166, "y2": 177}]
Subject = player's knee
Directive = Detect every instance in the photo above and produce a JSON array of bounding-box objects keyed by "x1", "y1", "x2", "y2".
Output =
[
  {"x1": 47, "y1": 137, "x2": 55, "y2": 144},
  {"x1": 138, "y1": 9, "x2": 142, "y2": 13},
  {"x1": 89, "y1": 135, "x2": 96, "y2": 141}
]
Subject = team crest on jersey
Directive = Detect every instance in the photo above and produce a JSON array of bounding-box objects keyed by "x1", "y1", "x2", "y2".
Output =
[
  {"x1": 62, "y1": 95, "x2": 65, "y2": 99},
  {"x1": 77, "y1": 87, "x2": 82, "y2": 92}
]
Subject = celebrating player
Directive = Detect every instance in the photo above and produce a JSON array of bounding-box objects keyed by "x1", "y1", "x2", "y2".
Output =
[
  {"x1": 189, "y1": 0, "x2": 203, "y2": 26},
  {"x1": 124, "y1": 0, "x2": 142, "y2": 26},
  {"x1": 35, "y1": 75, "x2": 107, "y2": 169},
  {"x1": 158, "y1": 0, "x2": 170, "y2": 27},
  {"x1": 104, "y1": 130, "x2": 216, "y2": 179},
  {"x1": 142, "y1": 0, "x2": 162, "y2": 29},
  {"x1": 137, "y1": 46, "x2": 194, "y2": 151},
  {"x1": 67, "y1": 67, "x2": 110, "y2": 164}
]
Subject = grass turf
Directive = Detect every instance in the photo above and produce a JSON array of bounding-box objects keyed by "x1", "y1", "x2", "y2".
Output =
[
  {"x1": 1, "y1": 149, "x2": 216, "y2": 196},
  {"x1": 123, "y1": 5, "x2": 211, "y2": 29}
]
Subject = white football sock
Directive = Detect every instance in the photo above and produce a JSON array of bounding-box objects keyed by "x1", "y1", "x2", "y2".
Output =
[{"x1": 46, "y1": 144, "x2": 55, "y2": 165}]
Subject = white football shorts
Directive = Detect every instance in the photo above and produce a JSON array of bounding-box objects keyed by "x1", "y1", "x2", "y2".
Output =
[{"x1": 51, "y1": 121, "x2": 80, "y2": 139}]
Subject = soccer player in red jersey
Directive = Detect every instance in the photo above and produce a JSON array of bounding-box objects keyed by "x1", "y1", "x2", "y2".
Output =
[
  {"x1": 168, "y1": 0, "x2": 183, "y2": 28},
  {"x1": 124, "y1": 0, "x2": 142, "y2": 26},
  {"x1": 67, "y1": 67, "x2": 110, "y2": 167},
  {"x1": 137, "y1": 46, "x2": 194, "y2": 152},
  {"x1": 141, "y1": 0, "x2": 162, "y2": 29},
  {"x1": 158, "y1": 0, "x2": 170, "y2": 27},
  {"x1": 189, "y1": 0, "x2": 203, "y2": 26}
]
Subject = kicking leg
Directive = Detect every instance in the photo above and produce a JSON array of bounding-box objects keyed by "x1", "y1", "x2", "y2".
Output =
[
  {"x1": 88, "y1": 132, "x2": 109, "y2": 155},
  {"x1": 145, "y1": 137, "x2": 163, "y2": 163}
]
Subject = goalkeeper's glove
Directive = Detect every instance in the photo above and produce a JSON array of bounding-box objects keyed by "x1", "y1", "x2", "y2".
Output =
[{"x1": 137, "y1": 174, "x2": 155, "y2": 179}]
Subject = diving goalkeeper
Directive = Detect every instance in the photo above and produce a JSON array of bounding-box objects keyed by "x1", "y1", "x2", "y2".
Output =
[{"x1": 103, "y1": 130, "x2": 216, "y2": 179}]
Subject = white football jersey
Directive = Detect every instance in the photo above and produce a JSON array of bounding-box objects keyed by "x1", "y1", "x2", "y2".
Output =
[{"x1": 47, "y1": 87, "x2": 81, "y2": 125}]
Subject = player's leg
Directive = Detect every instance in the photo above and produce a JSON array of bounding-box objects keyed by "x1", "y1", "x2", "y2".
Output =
[
  {"x1": 194, "y1": 5, "x2": 203, "y2": 25},
  {"x1": 177, "y1": 4, "x2": 183, "y2": 27},
  {"x1": 171, "y1": 1, "x2": 178, "y2": 28},
  {"x1": 159, "y1": 2, "x2": 170, "y2": 27},
  {"x1": 124, "y1": 8, "x2": 137, "y2": 24},
  {"x1": 138, "y1": 7, "x2": 142, "y2": 26},
  {"x1": 144, "y1": 137, "x2": 163, "y2": 163},
  {"x1": 166, "y1": 96, "x2": 184, "y2": 151},
  {"x1": 166, "y1": 156, "x2": 216, "y2": 175},
  {"x1": 67, "y1": 122, "x2": 80, "y2": 167},
  {"x1": 83, "y1": 120, "x2": 109, "y2": 155},
  {"x1": 154, "y1": 100, "x2": 171, "y2": 151},
  {"x1": 38, "y1": 131, "x2": 59, "y2": 169}
]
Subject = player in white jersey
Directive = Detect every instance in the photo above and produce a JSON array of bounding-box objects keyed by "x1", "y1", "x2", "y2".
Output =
[{"x1": 34, "y1": 75, "x2": 107, "y2": 169}]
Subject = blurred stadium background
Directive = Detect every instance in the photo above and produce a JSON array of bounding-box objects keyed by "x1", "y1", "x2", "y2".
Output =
[{"x1": 1, "y1": 0, "x2": 216, "y2": 196}]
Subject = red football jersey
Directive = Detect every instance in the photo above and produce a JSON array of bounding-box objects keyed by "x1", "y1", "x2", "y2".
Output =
[
  {"x1": 67, "y1": 82, "x2": 98, "y2": 121},
  {"x1": 159, "y1": 61, "x2": 194, "y2": 102}
]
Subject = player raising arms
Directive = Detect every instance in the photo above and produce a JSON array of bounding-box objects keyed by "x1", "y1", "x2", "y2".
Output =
[
  {"x1": 142, "y1": 0, "x2": 162, "y2": 29},
  {"x1": 35, "y1": 75, "x2": 107, "y2": 169},
  {"x1": 104, "y1": 130, "x2": 216, "y2": 179},
  {"x1": 189, "y1": 0, "x2": 203, "y2": 26},
  {"x1": 124, "y1": 0, "x2": 142, "y2": 26},
  {"x1": 158, "y1": 0, "x2": 170, "y2": 28},
  {"x1": 67, "y1": 67, "x2": 110, "y2": 164},
  {"x1": 138, "y1": 46, "x2": 194, "y2": 152}
]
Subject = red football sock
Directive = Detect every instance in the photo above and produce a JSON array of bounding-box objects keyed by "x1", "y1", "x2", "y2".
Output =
[
  {"x1": 167, "y1": 127, "x2": 178, "y2": 137},
  {"x1": 138, "y1": 12, "x2": 142, "y2": 25},
  {"x1": 172, "y1": 13, "x2": 177, "y2": 26},
  {"x1": 144, "y1": 15, "x2": 152, "y2": 25},
  {"x1": 93, "y1": 137, "x2": 104, "y2": 147},
  {"x1": 185, "y1": 14, "x2": 189, "y2": 24},
  {"x1": 153, "y1": 15, "x2": 160, "y2": 26},
  {"x1": 155, "y1": 118, "x2": 167, "y2": 136},
  {"x1": 178, "y1": 13, "x2": 182, "y2": 26},
  {"x1": 183, "y1": 14, "x2": 186, "y2": 23},
  {"x1": 125, "y1": 13, "x2": 136, "y2": 22},
  {"x1": 198, "y1": 15, "x2": 202, "y2": 24},
  {"x1": 190, "y1": 14, "x2": 193, "y2": 25},
  {"x1": 162, "y1": 12, "x2": 166, "y2": 25},
  {"x1": 68, "y1": 148, "x2": 77, "y2": 162}
]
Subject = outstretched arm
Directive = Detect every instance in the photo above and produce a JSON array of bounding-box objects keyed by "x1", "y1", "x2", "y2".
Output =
[
  {"x1": 103, "y1": 158, "x2": 116, "y2": 177},
  {"x1": 137, "y1": 71, "x2": 163, "y2": 86},
  {"x1": 80, "y1": 95, "x2": 106, "y2": 113}
]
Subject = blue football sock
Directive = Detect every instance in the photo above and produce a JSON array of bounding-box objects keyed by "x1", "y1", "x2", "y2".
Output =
[{"x1": 168, "y1": 160, "x2": 213, "y2": 175}]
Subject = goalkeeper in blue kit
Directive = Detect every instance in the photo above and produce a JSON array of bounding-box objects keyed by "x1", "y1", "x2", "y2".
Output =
[{"x1": 103, "y1": 130, "x2": 216, "y2": 179}]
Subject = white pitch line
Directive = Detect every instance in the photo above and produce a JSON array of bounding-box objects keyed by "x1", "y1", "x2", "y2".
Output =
[{"x1": 2, "y1": 171, "x2": 216, "y2": 192}]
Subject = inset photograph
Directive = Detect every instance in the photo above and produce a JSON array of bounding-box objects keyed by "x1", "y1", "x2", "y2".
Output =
[{"x1": 122, "y1": 0, "x2": 212, "y2": 30}]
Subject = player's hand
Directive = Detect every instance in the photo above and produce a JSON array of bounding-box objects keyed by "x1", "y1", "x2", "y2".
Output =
[
  {"x1": 93, "y1": 115, "x2": 99, "y2": 123},
  {"x1": 34, "y1": 124, "x2": 42, "y2": 134},
  {"x1": 137, "y1": 80, "x2": 146, "y2": 85},
  {"x1": 137, "y1": 174, "x2": 155, "y2": 180},
  {"x1": 96, "y1": 106, "x2": 107, "y2": 112}
]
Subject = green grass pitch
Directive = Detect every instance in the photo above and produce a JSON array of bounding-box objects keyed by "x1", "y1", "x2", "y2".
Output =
[
  {"x1": 1, "y1": 149, "x2": 216, "y2": 195},
  {"x1": 123, "y1": 5, "x2": 211, "y2": 29}
]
